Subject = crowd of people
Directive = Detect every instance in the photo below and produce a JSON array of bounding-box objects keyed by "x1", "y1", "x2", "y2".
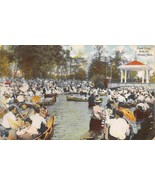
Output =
[
  {"x1": 0, "y1": 77, "x2": 154, "y2": 140},
  {"x1": 0, "y1": 78, "x2": 100, "y2": 139},
  {"x1": 0, "y1": 104, "x2": 49, "y2": 140},
  {"x1": 88, "y1": 86, "x2": 155, "y2": 140},
  {"x1": 0, "y1": 78, "x2": 56, "y2": 140}
]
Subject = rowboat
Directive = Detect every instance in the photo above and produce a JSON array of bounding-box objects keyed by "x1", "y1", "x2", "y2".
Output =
[
  {"x1": 29, "y1": 94, "x2": 57, "y2": 106},
  {"x1": 66, "y1": 95, "x2": 88, "y2": 102},
  {"x1": 39, "y1": 95, "x2": 57, "y2": 106},
  {"x1": 44, "y1": 93, "x2": 57, "y2": 98},
  {"x1": 1, "y1": 115, "x2": 55, "y2": 140},
  {"x1": 119, "y1": 102, "x2": 137, "y2": 108},
  {"x1": 34, "y1": 115, "x2": 55, "y2": 140}
]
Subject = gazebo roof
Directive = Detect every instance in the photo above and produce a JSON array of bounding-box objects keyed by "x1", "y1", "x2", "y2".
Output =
[
  {"x1": 119, "y1": 60, "x2": 152, "y2": 70},
  {"x1": 126, "y1": 60, "x2": 145, "y2": 66}
]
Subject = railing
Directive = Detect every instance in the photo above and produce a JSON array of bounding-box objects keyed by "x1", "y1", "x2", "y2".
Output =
[{"x1": 109, "y1": 82, "x2": 155, "y2": 89}]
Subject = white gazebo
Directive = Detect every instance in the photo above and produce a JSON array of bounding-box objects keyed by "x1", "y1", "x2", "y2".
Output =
[{"x1": 118, "y1": 60, "x2": 152, "y2": 83}]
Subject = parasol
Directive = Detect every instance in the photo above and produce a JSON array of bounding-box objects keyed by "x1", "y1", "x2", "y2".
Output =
[
  {"x1": 4, "y1": 81, "x2": 11, "y2": 85},
  {"x1": 31, "y1": 96, "x2": 41, "y2": 103},
  {"x1": 119, "y1": 107, "x2": 136, "y2": 122}
]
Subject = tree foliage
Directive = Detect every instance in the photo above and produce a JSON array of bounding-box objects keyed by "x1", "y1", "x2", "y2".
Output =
[
  {"x1": 88, "y1": 45, "x2": 110, "y2": 80},
  {"x1": 75, "y1": 68, "x2": 86, "y2": 80},
  {"x1": 0, "y1": 47, "x2": 13, "y2": 77},
  {"x1": 110, "y1": 50, "x2": 128, "y2": 82},
  {"x1": 11, "y1": 45, "x2": 65, "y2": 79},
  {"x1": 150, "y1": 72, "x2": 155, "y2": 83},
  {"x1": 129, "y1": 71, "x2": 138, "y2": 79}
]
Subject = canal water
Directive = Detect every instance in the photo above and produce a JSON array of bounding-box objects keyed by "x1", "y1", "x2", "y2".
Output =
[{"x1": 49, "y1": 94, "x2": 108, "y2": 140}]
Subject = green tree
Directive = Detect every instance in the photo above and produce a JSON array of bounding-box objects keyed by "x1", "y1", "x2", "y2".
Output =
[
  {"x1": 111, "y1": 50, "x2": 121, "y2": 80},
  {"x1": 88, "y1": 60, "x2": 108, "y2": 79},
  {"x1": 129, "y1": 71, "x2": 138, "y2": 79},
  {"x1": 11, "y1": 45, "x2": 65, "y2": 79},
  {"x1": 91, "y1": 74, "x2": 105, "y2": 88},
  {"x1": 150, "y1": 72, "x2": 155, "y2": 83},
  {"x1": 0, "y1": 46, "x2": 13, "y2": 77},
  {"x1": 110, "y1": 50, "x2": 128, "y2": 81},
  {"x1": 88, "y1": 45, "x2": 109, "y2": 80},
  {"x1": 75, "y1": 68, "x2": 86, "y2": 80}
]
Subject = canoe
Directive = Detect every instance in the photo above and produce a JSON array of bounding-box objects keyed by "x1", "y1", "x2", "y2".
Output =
[
  {"x1": 119, "y1": 102, "x2": 137, "y2": 108},
  {"x1": 27, "y1": 94, "x2": 57, "y2": 107},
  {"x1": 66, "y1": 96, "x2": 88, "y2": 102},
  {"x1": 44, "y1": 93, "x2": 57, "y2": 98},
  {"x1": 34, "y1": 115, "x2": 55, "y2": 140},
  {"x1": 39, "y1": 95, "x2": 57, "y2": 106}
]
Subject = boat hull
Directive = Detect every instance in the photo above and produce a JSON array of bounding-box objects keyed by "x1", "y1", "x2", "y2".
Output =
[
  {"x1": 34, "y1": 115, "x2": 55, "y2": 140},
  {"x1": 66, "y1": 96, "x2": 88, "y2": 102}
]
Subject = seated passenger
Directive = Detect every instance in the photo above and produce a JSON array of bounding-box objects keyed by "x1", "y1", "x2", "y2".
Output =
[
  {"x1": 16, "y1": 106, "x2": 46, "y2": 140},
  {"x1": 40, "y1": 106, "x2": 49, "y2": 118},
  {"x1": 0, "y1": 105, "x2": 21, "y2": 138},
  {"x1": 105, "y1": 110, "x2": 130, "y2": 140},
  {"x1": 0, "y1": 105, "x2": 21, "y2": 129}
]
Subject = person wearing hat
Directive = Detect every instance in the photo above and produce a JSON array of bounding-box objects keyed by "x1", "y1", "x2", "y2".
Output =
[
  {"x1": 134, "y1": 101, "x2": 150, "y2": 131},
  {"x1": 89, "y1": 97, "x2": 105, "y2": 133},
  {"x1": 1, "y1": 93, "x2": 12, "y2": 108},
  {"x1": 88, "y1": 92, "x2": 96, "y2": 108},
  {"x1": 106, "y1": 100, "x2": 117, "y2": 118},
  {"x1": 117, "y1": 93, "x2": 126, "y2": 108}
]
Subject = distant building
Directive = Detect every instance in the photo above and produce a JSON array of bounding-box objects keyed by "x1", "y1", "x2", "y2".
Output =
[{"x1": 119, "y1": 60, "x2": 152, "y2": 83}]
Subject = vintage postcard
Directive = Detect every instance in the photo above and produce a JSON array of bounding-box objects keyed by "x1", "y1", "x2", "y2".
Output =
[{"x1": 0, "y1": 45, "x2": 154, "y2": 140}]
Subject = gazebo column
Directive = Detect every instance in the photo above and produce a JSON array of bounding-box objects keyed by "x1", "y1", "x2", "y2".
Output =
[
  {"x1": 142, "y1": 70, "x2": 144, "y2": 83},
  {"x1": 146, "y1": 69, "x2": 149, "y2": 83},
  {"x1": 120, "y1": 69, "x2": 123, "y2": 83},
  {"x1": 124, "y1": 70, "x2": 127, "y2": 83}
]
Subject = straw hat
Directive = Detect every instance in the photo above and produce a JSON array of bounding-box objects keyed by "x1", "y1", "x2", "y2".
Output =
[
  {"x1": 94, "y1": 97, "x2": 102, "y2": 104},
  {"x1": 4, "y1": 93, "x2": 10, "y2": 98},
  {"x1": 17, "y1": 95, "x2": 24, "y2": 102}
]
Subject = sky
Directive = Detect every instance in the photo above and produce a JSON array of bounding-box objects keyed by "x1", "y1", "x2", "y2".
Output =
[
  {"x1": 66, "y1": 45, "x2": 155, "y2": 76},
  {"x1": 69, "y1": 45, "x2": 154, "y2": 65}
]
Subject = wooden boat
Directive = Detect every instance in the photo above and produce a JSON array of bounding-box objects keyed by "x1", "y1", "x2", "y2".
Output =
[
  {"x1": 34, "y1": 115, "x2": 55, "y2": 140},
  {"x1": 66, "y1": 95, "x2": 88, "y2": 102},
  {"x1": 119, "y1": 102, "x2": 137, "y2": 108},
  {"x1": 39, "y1": 95, "x2": 57, "y2": 106},
  {"x1": 44, "y1": 93, "x2": 57, "y2": 98},
  {"x1": 29, "y1": 94, "x2": 57, "y2": 107}
]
